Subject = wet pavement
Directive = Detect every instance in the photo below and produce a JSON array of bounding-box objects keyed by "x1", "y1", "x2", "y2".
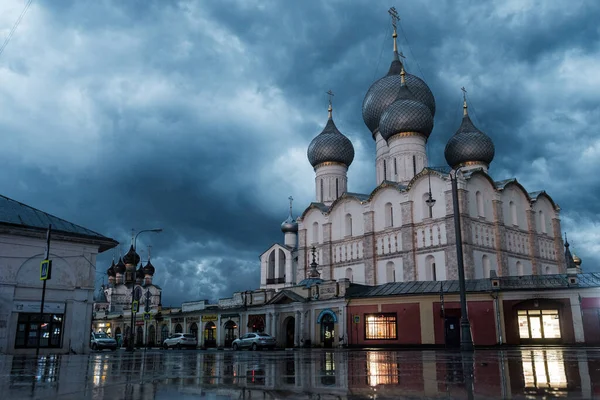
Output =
[{"x1": 1, "y1": 347, "x2": 600, "y2": 399}]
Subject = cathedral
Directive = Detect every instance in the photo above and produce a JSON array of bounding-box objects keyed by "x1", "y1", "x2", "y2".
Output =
[{"x1": 260, "y1": 15, "x2": 567, "y2": 291}]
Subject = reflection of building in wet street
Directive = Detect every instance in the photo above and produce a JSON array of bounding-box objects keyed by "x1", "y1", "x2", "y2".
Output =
[{"x1": 2, "y1": 349, "x2": 600, "y2": 399}]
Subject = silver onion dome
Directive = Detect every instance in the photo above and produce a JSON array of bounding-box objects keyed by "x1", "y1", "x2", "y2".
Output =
[
  {"x1": 307, "y1": 107, "x2": 355, "y2": 168},
  {"x1": 362, "y1": 54, "x2": 436, "y2": 137},
  {"x1": 379, "y1": 69, "x2": 434, "y2": 141},
  {"x1": 444, "y1": 101, "x2": 495, "y2": 169},
  {"x1": 281, "y1": 215, "x2": 298, "y2": 233}
]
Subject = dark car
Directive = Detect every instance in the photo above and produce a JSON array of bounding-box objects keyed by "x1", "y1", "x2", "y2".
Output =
[{"x1": 232, "y1": 332, "x2": 276, "y2": 350}]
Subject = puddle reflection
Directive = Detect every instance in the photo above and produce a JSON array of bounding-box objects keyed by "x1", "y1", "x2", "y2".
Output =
[{"x1": 1, "y1": 348, "x2": 599, "y2": 399}]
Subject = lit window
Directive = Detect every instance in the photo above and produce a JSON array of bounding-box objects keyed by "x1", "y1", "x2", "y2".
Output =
[
  {"x1": 522, "y1": 349, "x2": 567, "y2": 389},
  {"x1": 367, "y1": 351, "x2": 400, "y2": 386},
  {"x1": 365, "y1": 314, "x2": 397, "y2": 340},
  {"x1": 517, "y1": 309, "x2": 561, "y2": 339}
]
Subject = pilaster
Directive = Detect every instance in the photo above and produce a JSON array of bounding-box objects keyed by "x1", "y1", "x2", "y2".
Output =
[
  {"x1": 400, "y1": 201, "x2": 416, "y2": 280},
  {"x1": 552, "y1": 218, "x2": 566, "y2": 272},
  {"x1": 322, "y1": 223, "x2": 333, "y2": 280},
  {"x1": 297, "y1": 229, "x2": 307, "y2": 282},
  {"x1": 362, "y1": 210, "x2": 376, "y2": 285},
  {"x1": 526, "y1": 210, "x2": 540, "y2": 274},
  {"x1": 493, "y1": 199, "x2": 509, "y2": 276},
  {"x1": 444, "y1": 189, "x2": 458, "y2": 280}
]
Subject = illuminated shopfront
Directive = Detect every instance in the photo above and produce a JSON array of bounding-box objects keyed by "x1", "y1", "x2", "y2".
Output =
[
  {"x1": 517, "y1": 310, "x2": 561, "y2": 340},
  {"x1": 365, "y1": 314, "x2": 397, "y2": 340}
]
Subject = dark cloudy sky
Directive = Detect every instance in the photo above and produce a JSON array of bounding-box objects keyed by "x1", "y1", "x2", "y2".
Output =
[{"x1": 1, "y1": 0, "x2": 599, "y2": 306}]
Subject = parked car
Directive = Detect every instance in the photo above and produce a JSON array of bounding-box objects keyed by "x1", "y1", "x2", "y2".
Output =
[
  {"x1": 232, "y1": 332, "x2": 276, "y2": 351},
  {"x1": 90, "y1": 332, "x2": 117, "y2": 351},
  {"x1": 163, "y1": 333, "x2": 198, "y2": 349}
]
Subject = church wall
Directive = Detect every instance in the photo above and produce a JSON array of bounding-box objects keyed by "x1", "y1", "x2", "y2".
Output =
[
  {"x1": 333, "y1": 263, "x2": 365, "y2": 284},
  {"x1": 416, "y1": 251, "x2": 446, "y2": 281},
  {"x1": 472, "y1": 250, "x2": 499, "y2": 279},
  {"x1": 501, "y1": 185, "x2": 530, "y2": 231},
  {"x1": 465, "y1": 175, "x2": 495, "y2": 221},
  {"x1": 410, "y1": 175, "x2": 446, "y2": 224},
  {"x1": 301, "y1": 209, "x2": 326, "y2": 245},
  {"x1": 531, "y1": 195, "x2": 556, "y2": 237},
  {"x1": 376, "y1": 257, "x2": 404, "y2": 284},
  {"x1": 371, "y1": 188, "x2": 403, "y2": 231},
  {"x1": 329, "y1": 199, "x2": 364, "y2": 241},
  {"x1": 507, "y1": 256, "x2": 533, "y2": 276}
]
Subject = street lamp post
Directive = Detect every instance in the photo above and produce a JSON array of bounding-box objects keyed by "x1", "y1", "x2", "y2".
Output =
[
  {"x1": 450, "y1": 170, "x2": 474, "y2": 351},
  {"x1": 126, "y1": 228, "x2": 162, "y2": 352}
]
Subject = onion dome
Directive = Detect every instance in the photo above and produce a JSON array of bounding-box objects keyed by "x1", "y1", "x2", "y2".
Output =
[
  {"x1": 307, "y1": 102, "x2": 355, "y2": 168},
  {"x1": 123, "y1": 245, "x2": 141, "y2": 265},
  {"x1": 143, "y1": 259, "x2": 155, "y2": 276},
  {"x1": 573, "y1": 254, "x2": 582, "y2": 266},
  {"x1": 136, "y1": 265, "x2": 144, "y2": 281},
  {"x1": 563, "y1": 234, "x2": 578, "y2": 270},
  {"x1": 362, "y1": 30, "x2": 435, "y2": 138},
  {"x1": 444, "y1": 96, "x2": 495, "y2": 169},
  {"x1": 281, "y1": 196, "x2": 298, "y2": 233},
  {"x1": 114, "y1": 257, "x2": 126, "y2": 274},
  {"x1": 107, "y1": 260, "x2": 116, "y2": 277},
  {"x1": 379, "y1": 66, "x2": 434, "y2": 141}
]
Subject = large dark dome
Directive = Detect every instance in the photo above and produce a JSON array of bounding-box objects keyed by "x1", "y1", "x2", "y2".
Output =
[
  {"x1": 444, "y1": 105, "x2": 495, "y2": 169},
  {"x1": 307, "y1": 114, "x2": 355, "y2": 168},
  {"x1": 379, "y1": 79, "x2": 434, "y2": 141},
  {"x1": 362, "y1": 56, "x2": 435, "y2": 137},
  {"x1": 114, "y1": 257, "x2": 126, "y2": 274},
  {"x1": 123, "y1": 245, "x2": 140, "y2": 265}
]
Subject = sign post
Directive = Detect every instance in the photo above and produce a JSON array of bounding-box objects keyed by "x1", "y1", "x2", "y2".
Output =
[{"x1": 36, "y1": 224, "x2": 52, "y2": 357}]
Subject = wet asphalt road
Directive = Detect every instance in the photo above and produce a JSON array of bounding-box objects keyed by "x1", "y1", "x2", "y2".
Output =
[{"x1": 1, "y1": 347, "x2": 600, "y2": 399}]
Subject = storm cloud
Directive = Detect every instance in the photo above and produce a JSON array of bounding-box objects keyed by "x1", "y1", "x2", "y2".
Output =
[{"x1": 1, "y1": 0, "x2": 599, "y2": 306}]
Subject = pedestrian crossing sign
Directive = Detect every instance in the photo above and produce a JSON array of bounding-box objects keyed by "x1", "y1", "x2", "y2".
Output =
[
  {"x1": 40, "y1": 259, "x2": 52, "y2": 281},
  {"x1": 143, "y1": 312, "x2": 152, "y2": 321}
]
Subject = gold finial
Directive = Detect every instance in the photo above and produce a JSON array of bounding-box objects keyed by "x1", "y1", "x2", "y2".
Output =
[
  {"x1": 461, "y1": 87, "x2": 468, "y2": 116},
  {"x1": 388, "y1": 7, "x2": 400, "y2": 53},
  {"x1": 326, "y1": 89, "x2": 334, "y2": 119},
  {"x1": 400, "y1": 65, "x2": 406, "y2": 85}
]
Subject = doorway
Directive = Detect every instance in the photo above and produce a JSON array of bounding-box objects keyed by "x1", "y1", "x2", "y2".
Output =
[
  {"x1": 285, "y1": 317, "x2": 295, "y2": 348},
  {"x1": 204, "y1": 322, "x2": 216, "y2": 348},
  {"x1": 224, "y1": 321, "x2": 237, "y2": 348},
  {"x1": 321, "y1": 313, "x2": 335, "y2": 348},
  {"x1": 136, "y1": 326, "x2": 143, "y2": 347},
  {"x1": 444, "y1": 316, "x2": 460, "y2": 348}
]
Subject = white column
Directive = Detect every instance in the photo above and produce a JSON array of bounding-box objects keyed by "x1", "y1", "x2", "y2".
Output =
[
  {"x1": 217, "y1": 315, "x2": 222, "y2": 347},
  {"x1": 266, "y1": 313, "x2": 271, "y2": 335},
  {"x1": 294, "y1": 310, "x2": 301, "y2": 347},
  {"x1": 578, "y1": 349, "x2": 592, "y2": 398},
  {"x1": 272, "y1": 312, "x2": 278, "y2": 342},
  {"x1": 338, "y1": 306, "x2": 345, "y2": 347},
  {"x1": 570, "y1": 294, "x2": 585, "y2": 343}
]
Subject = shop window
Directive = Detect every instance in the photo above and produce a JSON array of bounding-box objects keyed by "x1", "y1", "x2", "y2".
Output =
[
  {"x1": 15, "y1": 313, "x2": 64, "y2": 349},
  {"x1": 521, "y1": 349, "x2": 567, "y2": 389},
  {"x1": 367, "y1": 352, "x2": 400, "y2": 386},
  {"x1": 365, "y1": 313, "x2": 397, "y2": 340},
  {"x1": 517, "y1": 310, "x2": 561, "y2": 339}
]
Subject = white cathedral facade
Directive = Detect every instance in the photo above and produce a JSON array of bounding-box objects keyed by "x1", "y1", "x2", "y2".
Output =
[{"x1": 260, "y1": 22, "x2": 566, "y2": 292}]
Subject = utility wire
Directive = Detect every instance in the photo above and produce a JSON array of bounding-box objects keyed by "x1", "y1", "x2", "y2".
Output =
[
  {"x1": 398, "y1": 20, "x2": 427, "y2": 81},
  {"x1": 0, "y1": 0, "x2": 33, "y2": 59},
  {"x1": 372, "y1": 23, "x2": 391, "y2": 82}
]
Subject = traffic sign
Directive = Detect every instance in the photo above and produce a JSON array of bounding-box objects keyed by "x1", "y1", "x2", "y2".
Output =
[
  {"x1": 40, "y1": 260, "x2": 52, "y2": 281},
  {"x1": 143, "y1": 312, "x2": 152, "y2": 321}
]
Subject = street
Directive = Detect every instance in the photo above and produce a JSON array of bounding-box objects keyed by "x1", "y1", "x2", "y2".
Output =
[{"x1": 1, "y1": 347, "x2": 599, "y2": 399}]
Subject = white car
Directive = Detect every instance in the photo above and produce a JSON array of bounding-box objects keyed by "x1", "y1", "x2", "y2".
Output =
[
  {"x1": 90, "y1": 332, "x2": 117, "y2": 351},
  {"x1": 162, "y1": 333, "x2": 198, "y2": 349}
]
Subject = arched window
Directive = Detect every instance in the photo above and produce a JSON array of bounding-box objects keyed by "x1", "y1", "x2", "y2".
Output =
[
  {"x1": 161, "y1": 325, "x2": 169, "y2": 342},
  {"x1": 482, "y1": 255, "x2": 491, "y2": 278},
  {"x1": 336, "y1": 178, "x2": 339, "y2": 198},
  {"x1": 278, "y1": 249, "x2": 286, "y2": 279},
  {"x1": 412, "y1": 155, "x2": 417, "y2": 177},
  {"x1": 476, "y1": 191, "x2": 484, "y2": 217},
  {"x1": 510, "y1": 201, "x2": 518, "y2": 225},
  {"x1": 190, "y1": 323, "x2": 198, "y2": 341},
  {"x1": 539, "y1": 210, "x2": 546, "y2": 233},
  {"x1": 175, "y1": 324, "x2": 183, "y2": 334},
  {"x1": 425, "y1": 255, "x2": 436, "y2": 281},
  {"x1": 394, "y1": 158, "x2": 397, "y2": 176},
  {"x1": 267, "y1": 250, "x2": 275, "y2": 279},
  {"x1": 545, "y1": 265, "x2": 552, "y2": 275},
  {"x1": 383, "y1": 160, "x2": 387, "y2": 181},
  {"x1": 386, "y1": 261, "x2": 395, "y2": 282},
  {"x1": 312, "y1": 222, "x2": 319, "y2": 244},
  {"x1": 516, "y1": 261, "x2": 524, "y2": 276},
  {"x1": 345, "y1": 268, "x2": 353, "y2": 282},
  {"x1": 345, "y1": 214, "x2": 352, "y2": 237},
  {"x1": 385, "y1": 202, "x2": 394, "y2": 227},
  {"x1": 320, "y1": 179, "x2": 324, "y2": 202}
]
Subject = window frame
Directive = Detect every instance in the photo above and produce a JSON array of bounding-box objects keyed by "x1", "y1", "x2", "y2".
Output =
[
  {"x1": 15, "y1": 313, "x2": 64, "y2": 349},
  {"x1": 364, "y1": 313, "x2": 397, "y2": 340}
]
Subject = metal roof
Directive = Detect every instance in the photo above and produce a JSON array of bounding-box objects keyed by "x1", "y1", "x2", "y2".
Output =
[
  {"x1": 0, "y1": 194, "x2": 112, "y2": 240},
  {"x1": 347, "y1": 273, "x2": 600, "y2": 298}
]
